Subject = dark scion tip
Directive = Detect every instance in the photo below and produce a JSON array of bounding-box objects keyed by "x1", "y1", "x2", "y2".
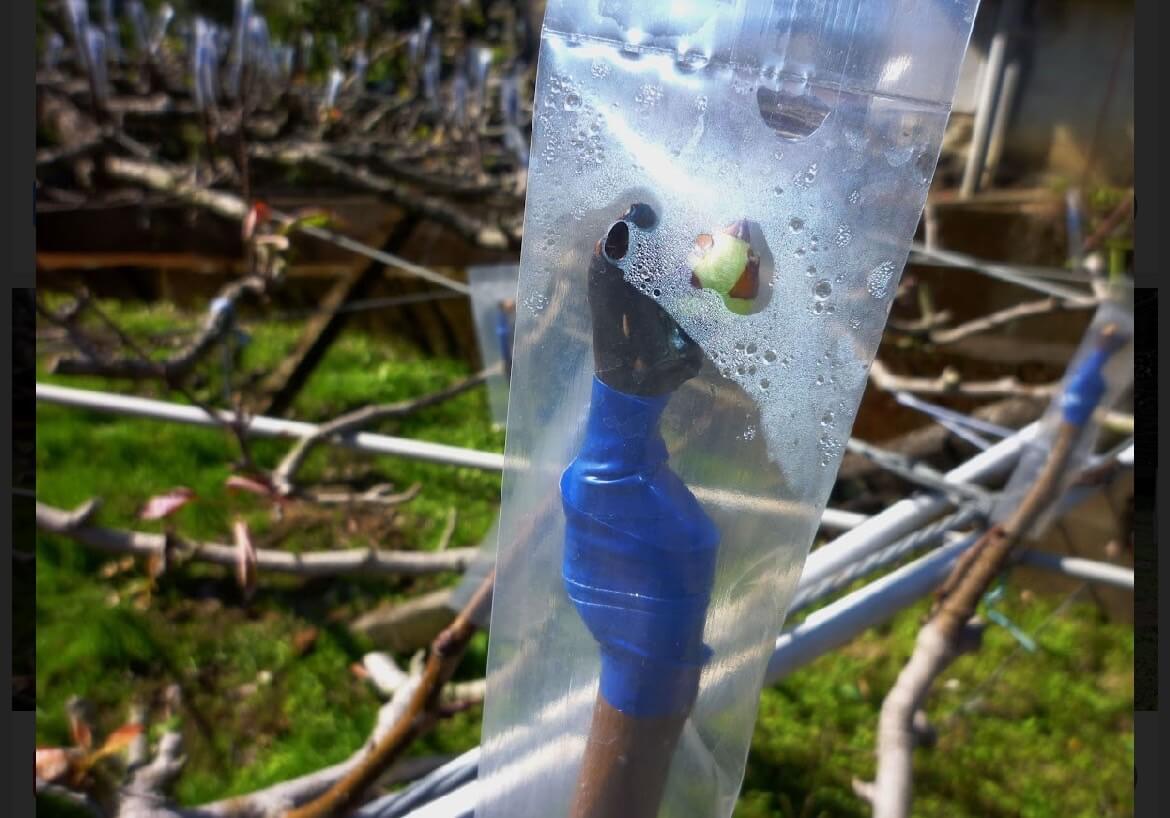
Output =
[
  {"x1": 621, "y1": 203, "x2": 658, "y2": 230},
  {"x1": 603, "y1": 220, "x2": 631, "y2": 261}
]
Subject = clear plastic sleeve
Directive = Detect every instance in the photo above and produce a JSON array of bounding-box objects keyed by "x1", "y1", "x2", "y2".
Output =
[
  {"x1": 477, "y1": 2, "x2": 979, "y2": 816},
  {"x1": 991, "y1": 288, "x2": 1135, "y2": 536},
  {"x1": 468, "y1": 264, "x2": 520, "y2": 429}
]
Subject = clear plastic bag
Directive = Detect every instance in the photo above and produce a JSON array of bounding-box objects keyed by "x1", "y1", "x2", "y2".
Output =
[
  {"x1": 991, "y1": 288, "x2": 1135, "y2": 536},
  {"x1": 477, "y1": 3, "x2": 979, "y2": 816},
  {"x1": 468, "y1": 264, "x2": 520, "y2": 429}
]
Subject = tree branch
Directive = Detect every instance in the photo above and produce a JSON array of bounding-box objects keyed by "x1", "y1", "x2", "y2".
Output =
[
  {"x1": 271, "y1": 369, "x2": 492, "y2": 496},
  {"x1": 36, "y1": 501, "x2": 475, "y2": 580},
  {"x1": 284, "y1": 571, "x2": 495, "y2": 818}
]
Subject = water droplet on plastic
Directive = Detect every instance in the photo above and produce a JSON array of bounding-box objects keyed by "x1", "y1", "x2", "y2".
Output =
[
  {"x1": 763, "y1": 350, "x2": 777, "y2": 363},
  {"x1": 806, "y1": 265, "x2": 817, "y2": 277},
  {"x1": 815, "y1": 374, "x2": 826, "y2": 385},
  {"x1": 812, "y1": 302, "x2": 825, "y2": 314},
  {"x1": 794, "y1": 247, "x2": 806, "y2": 258},
  {"x1": 848, "y1": 189, "x2": 861, "y2": 205},
  {"x1": 790, "y1": 217, "x2": 804, "y2": 232},
  {"x1": 821, "y1": 412, "x2": 834, "y2": 426},
  {"x1": 814, "y1": 280, "x2": 832, "y2": 299},
  {"x1": 835, "y1": 225, "x2": 853, "y2": 247},
  {"x1": 774, "y1": 186, "x2": 785, "y2": 196},
  {"x1": 760, "y1": 378, "x2": 770, "y2": 389},
  {"x1": 746, "y1": 343, "x2": 758, "y2": 355},
  {"x1": 867, "y1": 260, "x2": 898, "y2": 299},
  {"x1": 748, "y1": 365, "x2": 757, "y2": 375},
  {"x1": 849, "y1": 315, "x2": 862, "y2": 329}
]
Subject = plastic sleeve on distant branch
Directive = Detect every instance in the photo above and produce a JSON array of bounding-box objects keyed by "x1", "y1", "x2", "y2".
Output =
[
  {"x1": 1060, "y1": 345, "x2": 1111, "y2": 427},
  {"x1": 560, "y1": 376, "x2": 719, "y2": 718}
]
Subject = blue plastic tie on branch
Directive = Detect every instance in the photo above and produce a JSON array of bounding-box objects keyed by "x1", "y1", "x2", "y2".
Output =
[
  {"x1": 494, "y1": 303, "x2": 514, "y2": 379},
  {"x1": 560, "y1": 376, "x2": 720, "y2": 719},
  {"x1": 1060, "y1": 345, "x2": 1112, "y2": 427},
  {"x1": 982, "y1": 581, "x2": 1037, "y2": 653}
]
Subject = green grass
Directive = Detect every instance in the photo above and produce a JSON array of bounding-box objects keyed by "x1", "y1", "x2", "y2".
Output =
[{"x1": 35, "y1": 300, "x2": 1132, "y2": 815}]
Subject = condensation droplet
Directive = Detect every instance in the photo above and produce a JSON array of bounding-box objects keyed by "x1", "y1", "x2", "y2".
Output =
[
  {"x1": 815, "y1": 374, "x2": 826, "y2": 385},
  {"x1": 760, "y1": 378, "x2": 771, "y2": 389},
  {"x1": 811, "y1": 302, "x2": 825, "y2": 315},
  {"x1": 563, "y1": 92, "x2": 582, "y2": 111},
  {"x1": 748, "y1": 365, "x2": 757, "y2": 375},
  {"x1": 849, "y1": 315, "x2": 862, "y2": 329},
  {"x1": 806, "y1": 265, "x2": 817, "y2": 277},
  {"x1": 763, "y1": 350, "x2": 777, "y2": 363},
  {"x1": 848, "y1": 189, "x2": 861, "y2": 205},
  {"x1": 821, "y1": 411, "x2": 835, "y2": 426},
  {"x1": 789, "y1": 217, "x2": 805, "y2": 232},
  {"x1": 814, "y1": 280, "x2": 832, "y2": 299},
  {"x1": 746, "y1": 343, "x2": 758, "y2": 355},
  {"x1": 835, "y1": 224, "x2": 853, "y2": 247},
  {"x1": 794, "y1": 247, "x2": 806, "y2": 258},
  {"x1": 866, "y1": 260, "x2": 898, "y2": 299}
]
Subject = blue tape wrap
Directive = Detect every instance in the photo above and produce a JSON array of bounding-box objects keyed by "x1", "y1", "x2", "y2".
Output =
[
  {"x1": 1060, "y1": 346, "x2": 1111, "y2": 426},
  {"x1": 495, "y1": 305, "x2": 514, "y2": 376},
  {"x1": 561, "y1": 376, "x2": 720, "y2": 718}
]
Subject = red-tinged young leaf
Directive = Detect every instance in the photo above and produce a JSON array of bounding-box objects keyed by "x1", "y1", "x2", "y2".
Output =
[
  {"x1": 36, "y1": 747, "x2": 78, "y2": 783},
  {"x1": 292, "y1": 626, "x2": 319, "y2": 656},
  {"x1": 139, "y1": 487, "x2": 197, "y2": 520},
  {"x1": 68, "y1": 716, "x2": 93, "y2": 752},
  {"x1": 82, "y1": 723, "x2": 145, "y2": 766},
  {"x1": 242, "y1": 201, "x2": 271, "y2": 241},
  {"x1": 232, "y1": 518, "x2": 258, "y2": 599},
  {"x1": 225, "y1": 474, "x2": 275, "y2": 499},
  {"x1": 350, "y1": 662, "x2": 370, "y2": 680}
]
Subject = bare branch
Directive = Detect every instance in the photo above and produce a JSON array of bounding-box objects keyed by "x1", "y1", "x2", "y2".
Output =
[
  {"x1": 271, "y1": 369, "x2": 492, "y2": 496},
  {"x1": 285, "y1": 571, "x2": 495, "y2": 818},
  {"x1": 927, "y1": 296, "x2": 1098, "y2": 346},
  {"x1": 868, "y1": 359, "x2": 1058, "y2": 400},
  {"x1": 36, "y1": 501, "x2": 475, "y2": 579}
]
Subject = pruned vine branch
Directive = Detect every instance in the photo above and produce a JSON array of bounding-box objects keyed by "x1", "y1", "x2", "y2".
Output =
[{"x1": 36, "y1": 500, "x2": 476, "y2": 580}]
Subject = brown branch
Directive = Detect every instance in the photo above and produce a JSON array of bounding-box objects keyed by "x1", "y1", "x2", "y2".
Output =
[
  {"x1": 285, "y1": 570, "x2": 495, "y2": 818},
  {"x1": 1081, "y1": 189, "x2": 1134, "y2": 255},
  {"x1": 866, "y1": 324, "x2": 1128, "y2": 818},
  {"x1": 49, "y1": 277, "x2": 265, "y2": 381},
  {"x1": 271, "y1": 369, "x2": 492, "y2": 495},
  {"x1": 36, "y1": 501, "x2": 475, "y2": 579},
  {"x1": 925, "y1": 296, "x2": 1098, "y2": 346},
  {"x1": 868, "y1": 359, "x2": 1058, "y2": 400},
  {"x1": 249, "y1": 143, "x2": 514, "y2": 249}
]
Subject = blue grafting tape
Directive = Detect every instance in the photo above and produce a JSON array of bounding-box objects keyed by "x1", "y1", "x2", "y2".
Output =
[
  {"x1": 561, "y1": 376, "x2": 720, "y2": 718},
  {"x1": 495, "y1": 304, "x2": 514, "y2": 376},
  {"x1": 1060, "y1": 346, "x2": 1111, "y2": 427}
]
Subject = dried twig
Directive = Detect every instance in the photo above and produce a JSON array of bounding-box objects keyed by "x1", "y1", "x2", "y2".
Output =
[
  {"x1": 271, "y1": 369, "x2": 493, "y2": 496},
  {"x1": 869, "y1": 359, "x2": 1058, "y2": 400},
  {"x1": 36, "y1": 501, "x2": 475, "y2": 580},
  {"x1": 285, "y1": 570, "x2": 495, "y2": 818},
  {"x1": 926, "y1": 296, "x2": 1098, "y2": 346},
  {"x1": 863, "y1": 325, "x2": 1128, "y2": 818}
]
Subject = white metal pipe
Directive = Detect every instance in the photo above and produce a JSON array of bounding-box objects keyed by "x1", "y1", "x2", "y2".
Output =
[
  {"x1": 1017, "y1": 550, "x2": 1134, "y2": 590},
  {"x1": 36, "y1": 382, "x2": 507, "y2": 472},
  {"x1": 768, "y1": 534, "x2": 973, "y2": 681},
  {"x1": 36, "y1": 382, "x2": 868, "y2": 528},
  {"x1": 798, "y1": 421, "x2": 1038, "y2": 592},
  {"x1": 981, "y1": 56, "x2": 1021, "y2": 189},
  {"x1": 961, "y1": 1, "x2": 1015, "y2": 198}
]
